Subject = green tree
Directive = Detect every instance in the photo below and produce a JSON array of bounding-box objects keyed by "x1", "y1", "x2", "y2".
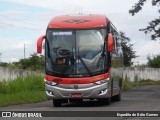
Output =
[
  {"x1": 19, "y1": 58, "x2": 31, "y2": 69},
  {"x1": 18, "y1": 53, "x2": 45, "y2": 70},
  {"x1": 120, "y1": 32, "x2": 137, "y2": 66},
  {"x1": 0, "y1": 53, "x2": 45, "y2": 70},
  {"x1": 0, "y1": 62, "x2": 8, "y2": 67},
  {"x1": 147, "y1": 55, "x2": 160, "y2": 68},
  {"x1": 129, "y1": 0, "x2": 160, "y2": 40},
  {"x1": 29, "y1": 53, "x2": 45, "y2": 70}
]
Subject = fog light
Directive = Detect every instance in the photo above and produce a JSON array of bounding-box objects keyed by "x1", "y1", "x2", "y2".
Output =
[
  {"x1": 99, "y1": 89, "x2": 107, "y2": 95},
  {"x1": 46, "y1": 90, "x2": 54, "y2": 96}
]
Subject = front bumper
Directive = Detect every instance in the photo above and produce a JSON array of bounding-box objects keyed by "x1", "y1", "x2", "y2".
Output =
[{"x1": 45, "y1": 82, "x2": 111, "y2": 99}]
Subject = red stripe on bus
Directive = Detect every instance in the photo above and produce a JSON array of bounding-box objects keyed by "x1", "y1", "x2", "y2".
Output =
[{"x1": 45, "y1": 73, "x2": 109, "y2": 84}]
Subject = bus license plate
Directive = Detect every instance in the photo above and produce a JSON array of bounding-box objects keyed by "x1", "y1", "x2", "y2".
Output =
[{"x1": 71, "y1": 93, "x2": 83, "y2": 98}]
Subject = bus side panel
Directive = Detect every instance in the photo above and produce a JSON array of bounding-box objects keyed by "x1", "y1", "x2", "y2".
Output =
[
  {"x1": 110, "y1": 67, "x2": 123, "y2": 96},
  {"x1": 110, "y1": 28, "x2": 124, "y2": 97}
]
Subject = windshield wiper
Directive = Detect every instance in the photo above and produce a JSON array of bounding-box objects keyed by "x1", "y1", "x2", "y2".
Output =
[
  {"x1": 78, "y1": 55, "x2": 92, "y2": 77},
  {"x1": 46, "y1": 39, "x2": 51, "y2": 58},
  {"x1": 101, "y1": 40, "x2": 106, "y2": 57}
]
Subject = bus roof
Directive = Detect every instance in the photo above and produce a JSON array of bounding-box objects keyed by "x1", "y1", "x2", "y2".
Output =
[{"x1": 47, "y1": 14, "x2": 109, "y2": 29}]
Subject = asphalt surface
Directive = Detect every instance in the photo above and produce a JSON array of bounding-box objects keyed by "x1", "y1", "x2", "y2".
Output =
[{"x1": 0, "y1": 85, "x2": 160, "y2": 120}]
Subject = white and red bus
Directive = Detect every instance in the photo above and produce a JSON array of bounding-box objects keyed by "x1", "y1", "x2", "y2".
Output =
[{"x1": 37, "y1": 14, "x2": 123, "y2": 107}]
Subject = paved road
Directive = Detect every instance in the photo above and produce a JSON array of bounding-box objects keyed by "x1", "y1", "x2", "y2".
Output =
[
  {"x1": 0, "y1": 85, "x2": 160, "y2": 111},
  {"x1": 0, "y1": 85, "x2": 160, "y2": 119}
]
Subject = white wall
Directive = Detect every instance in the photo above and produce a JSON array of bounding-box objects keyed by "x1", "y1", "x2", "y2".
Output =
[
  {"x1": 0, "y1": 67, "x2": 42, "y2": 82},
  {"x1": 0, "y1": 67, "x2": 160, "y2": 82},
  {"x1": 123, "y1": 67, "x2": 160, "y2": 82}
]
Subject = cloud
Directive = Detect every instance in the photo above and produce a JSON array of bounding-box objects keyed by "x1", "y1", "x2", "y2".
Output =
[
  {"x1": 0, "y1": 15, "x2": 41, "y2": 31},
  {"x1": 5, "y1": 0, "x2": 138, "y2": 14},
  {"x1": 0, "y1": 36, "x2": 36, "y2": 62},
  {"x1": 1, "y1": 0, "x2": 159, "y2": 64},
  {"x1": 13, "y1": 40, "x2": 32, "y2": 49},
  {"x1": 134, "y1": 40, "x2": 160, "y2": 64},
  {"x1": 6, "y1": 0, "x2": 76, "y2": 10},
  {"x1": 0, "y1": 9, "x2": 25, "y2": 16},
  {"x1": 138, "y1": 40, "x2": 160, "y2": 56},
  {"x1": 10, "y1": 58, "x2": 18, "y2": 62}
]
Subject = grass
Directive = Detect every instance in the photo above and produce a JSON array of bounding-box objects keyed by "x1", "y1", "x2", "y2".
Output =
[
  {"x1": 123, "y1": 79, "x2": 160, "y2": 91},
  {"x1": 0, "y1": 74, "x2": 160, "y2": 106},
  {"x1": 0, "y1": 74, "x2": 47, "y2": 107},
  {"x1": 0, "y1": 91, "x2": 46, "y2": 107}
]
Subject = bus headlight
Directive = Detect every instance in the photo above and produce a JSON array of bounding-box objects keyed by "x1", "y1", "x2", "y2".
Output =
[
  {"x1": 45, "y1": 80, "x2": 58, "y2": 86},
  {"x1": 94, "y1": 79, "x2": 108, "y2": 85}
]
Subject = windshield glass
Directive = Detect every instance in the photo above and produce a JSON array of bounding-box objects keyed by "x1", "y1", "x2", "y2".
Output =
[{"x1": 46, "y1": 29, "x2": 107, "y2": 77}]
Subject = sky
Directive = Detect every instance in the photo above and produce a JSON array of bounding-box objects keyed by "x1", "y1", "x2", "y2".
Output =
[{"x1": 0, "y1": 0, "x2": 160, "y2": 64}]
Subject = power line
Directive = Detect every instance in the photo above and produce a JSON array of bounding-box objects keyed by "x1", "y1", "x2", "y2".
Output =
[
  {"x1": 0, "y1": 14, "x2": 41, "y2": 27},
  {"x1": 0, "y1": 21, "x2": 41, "y2": 31},
  {"x1": 0, "y1": 14, "x2": 43, "y2": 31}
]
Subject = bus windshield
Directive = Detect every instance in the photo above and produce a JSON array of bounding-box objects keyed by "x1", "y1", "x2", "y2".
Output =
[{"x1": 46, "y1": 29, "x2": 107, "y2": 77}]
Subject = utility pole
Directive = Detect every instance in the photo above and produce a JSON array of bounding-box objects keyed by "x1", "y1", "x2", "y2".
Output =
[
  {"x1": 0, "y1": 53, "x2": 2, "y2": 62},
  {"x1": 24, "y1": 44, "x2": 26, "y2": 59},
  {"x1": 23, "y1": 43, "x2": 31, "y2": 59}
]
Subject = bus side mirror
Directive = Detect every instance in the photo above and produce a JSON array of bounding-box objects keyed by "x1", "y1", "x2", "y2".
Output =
[
  {"x1": 37, "y1": 35, "x2": 45, "y2": 53},
  {"x1": 107, "y1": 33, "x2": 114, "y2": 52}
]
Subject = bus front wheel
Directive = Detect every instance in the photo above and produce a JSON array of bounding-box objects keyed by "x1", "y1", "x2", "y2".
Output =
[
  {"x1": 98, "y1": 97, "x2": 111, "y2": 105},
  {"x1": 112, "y1": 91, "x2": 121, "y2": 101},
  {"x1": 53, "y1": 99, "x2": 62, "y2": 107}
]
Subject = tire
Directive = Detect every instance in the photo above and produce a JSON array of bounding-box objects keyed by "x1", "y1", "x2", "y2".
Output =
[
  {"x1": 113, "y1": 91, "x2": 121, "y2": 102},
  {"x1": 98, "y1": 97, "x2": 111, "y2": 105},
  {"x1": 53, "y1": 99, "x2": 62, "y2": 107}
]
